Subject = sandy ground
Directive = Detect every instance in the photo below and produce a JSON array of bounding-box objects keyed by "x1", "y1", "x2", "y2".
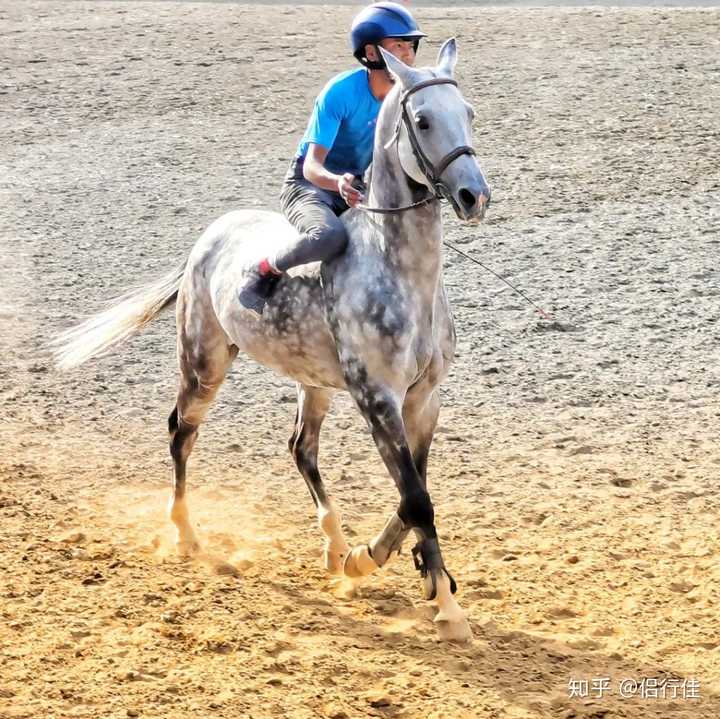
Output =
[{"x1": 2, "y1": 1, "x2": 720, "y2": 718}]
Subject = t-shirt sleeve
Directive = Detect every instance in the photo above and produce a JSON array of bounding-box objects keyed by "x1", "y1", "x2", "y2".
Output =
[{"x1": 304, "y1": 82, "x2": 346, "y2": 151}]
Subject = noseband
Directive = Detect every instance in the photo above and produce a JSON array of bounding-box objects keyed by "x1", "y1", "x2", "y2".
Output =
[{"x1": 359, "y1": 77, "x2": 476, "y2": 215}]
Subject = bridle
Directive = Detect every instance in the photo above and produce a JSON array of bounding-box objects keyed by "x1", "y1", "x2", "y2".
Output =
[{"x1": 358, "y1": 77, "x2": 476, "y2": 215}]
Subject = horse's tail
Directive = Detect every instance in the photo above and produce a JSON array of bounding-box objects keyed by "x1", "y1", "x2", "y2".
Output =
[{"x1": 52, "y1": 260, "x2": 187, "y2": 370}]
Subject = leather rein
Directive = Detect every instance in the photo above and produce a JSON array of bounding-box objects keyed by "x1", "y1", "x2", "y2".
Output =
[{"x1": 357, "y1": 77, "x2": 476, "y2": 215}]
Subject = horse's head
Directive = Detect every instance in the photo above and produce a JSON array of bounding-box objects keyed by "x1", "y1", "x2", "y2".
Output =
[{"x1": 379, "y1": 39, "x2": 491, "y2": 222}]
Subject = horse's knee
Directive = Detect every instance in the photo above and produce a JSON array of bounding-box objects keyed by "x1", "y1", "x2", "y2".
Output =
[{"x1": 398, "y1": 489, "x2": 434, "y2": 530}]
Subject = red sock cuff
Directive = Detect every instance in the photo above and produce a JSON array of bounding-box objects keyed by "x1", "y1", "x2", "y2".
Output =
[{"x1": 259, "y1": 258, "x2": 280, "y2": 276}]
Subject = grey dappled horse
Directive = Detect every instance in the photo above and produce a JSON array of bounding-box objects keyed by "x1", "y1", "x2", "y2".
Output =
[{"x1": 54, "y1": 41, "x2": 491, "y2": 642}]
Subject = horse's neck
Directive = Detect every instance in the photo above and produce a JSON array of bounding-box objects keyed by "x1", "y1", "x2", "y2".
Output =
[{"x1": 365, "y1": 107, "x2": 443, "y2": 292}]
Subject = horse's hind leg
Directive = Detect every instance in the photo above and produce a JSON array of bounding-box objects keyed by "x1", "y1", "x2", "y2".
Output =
[
  {"x1": 289, "y1": 384, "x2": 349, "y2": 574},
  {"x1": 168, "y1": 292, "x2": 237, "y2": 556}
]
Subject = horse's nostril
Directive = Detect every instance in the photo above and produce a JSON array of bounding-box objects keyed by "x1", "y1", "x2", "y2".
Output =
[{"x1": 458, "y1": 188, "x2": 477, "y2": 210}]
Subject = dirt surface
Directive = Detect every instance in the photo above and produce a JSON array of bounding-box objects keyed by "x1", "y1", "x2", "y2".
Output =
[{"x1": 2, "y1": 2, "x2": 720, "y2": 718}]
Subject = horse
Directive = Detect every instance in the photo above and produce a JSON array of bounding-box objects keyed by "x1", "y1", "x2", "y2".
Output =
[{"x1": 53, "y1": 40, "x2": 491, "y2": 642}]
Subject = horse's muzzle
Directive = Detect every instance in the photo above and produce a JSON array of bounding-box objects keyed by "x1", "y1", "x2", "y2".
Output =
[{"x1": 455, "y1": 182, "x2": 491, "y2": 222}]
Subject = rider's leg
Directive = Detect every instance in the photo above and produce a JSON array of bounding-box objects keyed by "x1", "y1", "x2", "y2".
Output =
[
  {"x1": 274, "y1": 179, "x2": 349, "y2": 270},
  {"x1": 237, "y1": 178, "x2": 348, "y2": 316}
]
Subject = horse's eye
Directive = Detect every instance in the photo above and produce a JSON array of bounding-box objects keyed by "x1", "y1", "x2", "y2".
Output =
[{"x1": 417, "y1": 115, "x2": 430, "y2": 131}]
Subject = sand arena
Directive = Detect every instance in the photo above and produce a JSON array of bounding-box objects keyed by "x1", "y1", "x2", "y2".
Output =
[{"x1": 1, "y1": 1, "x2": 719, "y2": 717}]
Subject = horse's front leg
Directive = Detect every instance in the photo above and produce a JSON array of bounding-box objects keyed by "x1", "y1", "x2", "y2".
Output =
[
  {"x1": 343, "y1": 384, "x2": 438, "y2": 575},
  {"x1": 404, "y1": 386, "x2": 472, "y2": 641},
  {"x1": 344, "y1": 383, "x2": 472, "y2": 642}
]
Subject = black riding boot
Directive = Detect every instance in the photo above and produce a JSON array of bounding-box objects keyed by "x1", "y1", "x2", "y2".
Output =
[{"x1": 237, "y1": 260, "x2": 282, "y2": 316}]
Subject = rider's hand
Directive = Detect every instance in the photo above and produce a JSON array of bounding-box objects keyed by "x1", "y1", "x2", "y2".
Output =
[{"x1": 338, "y1": 173, "x2": 364, "y2": 208}]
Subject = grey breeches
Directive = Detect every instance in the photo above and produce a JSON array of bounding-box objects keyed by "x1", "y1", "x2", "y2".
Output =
[{"x1": 276, "y1": 174, "x2": 350, "y2": 273}]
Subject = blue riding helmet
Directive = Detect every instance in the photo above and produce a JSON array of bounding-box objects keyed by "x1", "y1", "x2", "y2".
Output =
[{"x1": 350, "y1": 2, "x2": 426, "y2": 70}]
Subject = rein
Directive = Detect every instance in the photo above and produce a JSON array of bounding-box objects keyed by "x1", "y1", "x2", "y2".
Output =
[
  {"x1": 358, "y1": 77, "x2": 475, "y2": 215},
  {"x1": 357, "y1": 195, "x2": 435, "y2": 214}
]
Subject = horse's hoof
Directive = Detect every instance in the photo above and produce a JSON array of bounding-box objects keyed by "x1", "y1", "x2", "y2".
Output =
[
  {"x1": 343, "y1": 544, "x2": 378, "y2": 578},
  {"x1": 324, "y1": 549, "x2": 347, "y2": 576},
  {"x1": 435, "y1": 614, "x2": 474, "y2": 643}
]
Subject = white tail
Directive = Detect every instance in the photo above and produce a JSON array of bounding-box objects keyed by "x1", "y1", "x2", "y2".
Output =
[{"x1": 52, "y1": 261, "x2": 187, "y2": 370}]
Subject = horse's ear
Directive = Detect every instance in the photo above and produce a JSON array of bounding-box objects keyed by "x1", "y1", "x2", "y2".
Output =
[
  {"x1": 379, "y1": 47, "x2": 416, "y2": 88},
  {"x1": 436, "y1": 37, "x2": 458, "y2": 77}
]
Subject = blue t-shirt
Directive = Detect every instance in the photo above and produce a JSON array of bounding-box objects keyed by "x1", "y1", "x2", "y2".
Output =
[{"x1": 296, "y1": 68, "x2": 382, "y2": 178}]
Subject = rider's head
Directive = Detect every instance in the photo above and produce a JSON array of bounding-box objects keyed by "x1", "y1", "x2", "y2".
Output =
[{"x1": 350, "y1": 2, "x2": 425, "y2": 71}]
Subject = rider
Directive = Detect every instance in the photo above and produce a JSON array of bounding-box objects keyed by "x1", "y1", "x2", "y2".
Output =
[{"x1": 238, "y1": 2, "x2": 425, "y2": 315}]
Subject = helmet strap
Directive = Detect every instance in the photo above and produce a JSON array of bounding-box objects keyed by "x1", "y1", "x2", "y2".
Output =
[{"x1": 361, "y1": 44, "x2": 386, "y2": 71}]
